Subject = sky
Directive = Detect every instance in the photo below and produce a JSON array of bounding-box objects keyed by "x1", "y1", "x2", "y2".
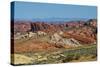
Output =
[{"x1": 12, "y1": 1, "x2": 97, "y2": 21}]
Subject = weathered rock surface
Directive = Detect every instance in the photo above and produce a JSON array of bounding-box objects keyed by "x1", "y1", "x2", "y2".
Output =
[{"x1": 13, "y1": 19, "x2": 97, "y2": 51}]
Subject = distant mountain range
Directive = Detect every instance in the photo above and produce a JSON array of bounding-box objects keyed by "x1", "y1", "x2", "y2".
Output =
[
  {"x1": 14, "y1": 18, "x2": 94, "y2": 23},
  {"x1": 32, "y1": 18, "x2": 89, "y2": 22}
]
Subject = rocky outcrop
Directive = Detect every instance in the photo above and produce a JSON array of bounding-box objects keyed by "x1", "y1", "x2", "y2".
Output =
[
  {"x1": 88, "y1": 19, "x2": 97, "y2": 28},
  {"x1": 66, "y1": 25, "x2": 96, "y2": 44},
  {"x1": 14, "y1": 21, "x2": 31, "y2": 33},
  {"x1": 50, "y1": 33, "x2": 81, "y2": 47},
  {"x1": 64, "y1": 21, "x2": 85, "y2": 28}
]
